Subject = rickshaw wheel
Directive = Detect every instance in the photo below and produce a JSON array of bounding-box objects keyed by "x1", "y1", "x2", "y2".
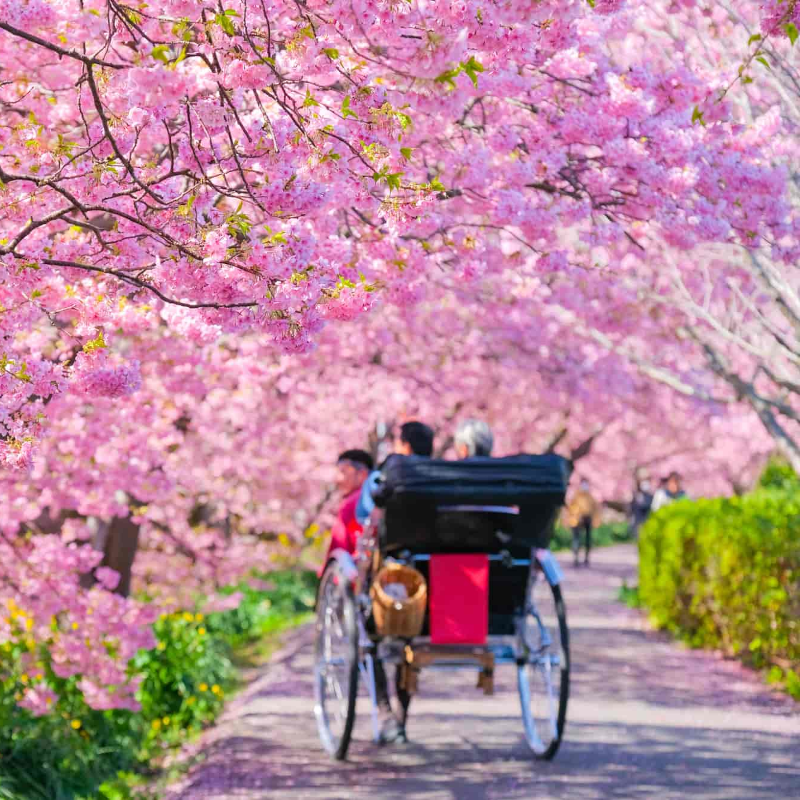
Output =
[
  {"x1": 517, "y1": 569, "x2": 569, "y2": 760},
  {"x1": 314, "y1": 560, "x2": 359, "y2": 760}
]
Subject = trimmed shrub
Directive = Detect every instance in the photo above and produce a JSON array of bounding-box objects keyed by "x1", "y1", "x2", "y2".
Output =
[
  {"x1": 639, "y1": 493, "x2": 800, "y2": 696},
  {"x1": 756, "y1": 456, "x2": 800, "y2": 492}
]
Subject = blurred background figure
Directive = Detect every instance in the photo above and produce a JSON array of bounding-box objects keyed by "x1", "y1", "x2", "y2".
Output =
[
  {"x1": 565, "y1": 477, "x2": 601, "y2": 567},
  {"x1": 651, "y1": 471, "x2": 687, "y2": 512},
  {"x1": 454, "y1": 419, "x2": 494, "y2": 459},
  {"x1": 629, "y1": 475, "x2": 654, "y2": 540}
]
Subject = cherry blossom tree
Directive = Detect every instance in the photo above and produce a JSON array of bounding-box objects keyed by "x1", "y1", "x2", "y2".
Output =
[
  {"x1": 560, "y1": 1, "x2": 800, "y2": 472},
  {"x1": 0, "y1": 0, "x2": 794, "y2": 717}
]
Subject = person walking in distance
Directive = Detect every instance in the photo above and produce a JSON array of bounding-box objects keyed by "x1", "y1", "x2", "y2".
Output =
[
  {"x1": 564, "y1": 478, "x2": 601, "y2": 567},
  {"x1": 629, "y1": 476, "x2": 654, "y2": 540},
  {"x1": 651, "y1": 471, "x2": 687, "y2": 512}
]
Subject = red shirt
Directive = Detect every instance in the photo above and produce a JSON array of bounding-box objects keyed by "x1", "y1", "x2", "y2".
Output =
[{"x1": 320, "y1": 490, "x2": 362, "y2": 576}]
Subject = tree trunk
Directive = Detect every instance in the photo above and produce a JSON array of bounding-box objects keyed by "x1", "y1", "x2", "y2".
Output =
[{"x1": 103, "y1": 515, "x2": 140, "y2": 597}]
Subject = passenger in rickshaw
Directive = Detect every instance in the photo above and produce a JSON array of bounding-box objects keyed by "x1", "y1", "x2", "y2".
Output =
[
  {"x1": 454, "y1": 419, "x2": 494, "y2": 459},
  {"x1": 360, "y1": 421, "x2": 435, "y2": 744},
  {"x1": 355, "y1": 421, "x2": 435, "y2": 527},
  {"x1": 369, "y1": 420, "x2": 494, "y2": 744},
  {"x1": 319, "y1": 449, "x2": 374, "y2": 576}
]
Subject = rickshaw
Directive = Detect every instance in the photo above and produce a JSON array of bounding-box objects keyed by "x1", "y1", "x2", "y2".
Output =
[{"x1": 314, "y1": 453, "x2": 571, "y2": 761}]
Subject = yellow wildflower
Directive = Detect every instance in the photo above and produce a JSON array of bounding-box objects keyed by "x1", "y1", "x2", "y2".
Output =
[
  {"x1": 70, "y1": 720, "x2": 81, "y2": 730},
  {"x1": 199, "y1": 683, "x2": 208, "y2": 692}
]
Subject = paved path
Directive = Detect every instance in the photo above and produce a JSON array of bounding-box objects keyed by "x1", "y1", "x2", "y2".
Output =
[{"x1": 167, "y1": 546, "x2": 799, "y2": 799}]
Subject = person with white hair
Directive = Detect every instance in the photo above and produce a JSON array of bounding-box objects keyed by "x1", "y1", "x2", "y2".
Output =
[{"x1": 454, "y1": 419, "x2": 494, "y2": 459}]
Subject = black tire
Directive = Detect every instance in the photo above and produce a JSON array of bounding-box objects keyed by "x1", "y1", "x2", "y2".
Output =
[
  {"x1": 517, "y1": 570, "x2": 569, "y2": 760},
  {"x1": 313, "y1": 560, "x2": 359, "y2": 760}
]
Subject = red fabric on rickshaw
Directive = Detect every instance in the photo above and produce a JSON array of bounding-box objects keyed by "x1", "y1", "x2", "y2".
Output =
[{"x1": 429, "y1": 554, "x2": 489, "y2": 644}]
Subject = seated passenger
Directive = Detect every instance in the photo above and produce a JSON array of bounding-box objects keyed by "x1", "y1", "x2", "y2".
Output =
[
  {"x1": 319, "y1": 449, "x2": 373, "y2": 574},
  {"x1": 356, "y1": 420, "x2": 435, "y2": 525},
  {"x1": 361, "y1": 420, "x2": 434, "y2": 746},
  {"x1": 454, "y1": 419, "x2": 494, "y2": 459}
]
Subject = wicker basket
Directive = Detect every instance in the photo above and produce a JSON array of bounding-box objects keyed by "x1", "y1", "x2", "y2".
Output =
[{"x1": 370, "y1": 563, "x2": 427, "y2": 638}]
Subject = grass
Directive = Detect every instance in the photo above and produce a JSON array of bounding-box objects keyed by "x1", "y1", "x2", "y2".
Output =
[
  {"x1": 617, "y1": 580, "x2": 641, "y2": 608},
  {"x1": 551, "y1": 521, "x2": 634, "y2": 552}
]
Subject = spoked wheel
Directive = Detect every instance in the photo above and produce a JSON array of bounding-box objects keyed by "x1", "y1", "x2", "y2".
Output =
[
  {"x1": 517, "y1": 565, "x2": 569, "y2": 760},
  {"x1": 314, "y1": 560, "x2": 359, "y2": 760}
]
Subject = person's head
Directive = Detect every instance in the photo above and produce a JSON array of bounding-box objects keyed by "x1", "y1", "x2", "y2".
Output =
[
  {"x1": 393, "y1": 421, "x2": 434, "y2": 457},
  {"x1": 666, "y1": 471, "x2": 682, "y2": 494},
  {"x1": 639, "y1": 478, "x2": 652, "y2": 493},
  {"x1": 454, "y1": 419, "x2": 494, "y2": 459},
  {"x1": 579, "y1": 477, "x2": 590, "y2": 492},
  {"x1": 336, "y1": 449, "x2": 373, "y2": 495}
]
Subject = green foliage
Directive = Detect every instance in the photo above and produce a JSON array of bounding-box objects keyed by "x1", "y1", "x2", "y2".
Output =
[
  {"x1": 756, "y1": 455, "x2": 800, "y2": 492},
  {"x1": 617, "y1": 580, "x2": 641, "y2": 608},
  {"x1": 639, "y1": 494, "x2": 800, "y2": 696},
  {"x1": 0, "y1": 570, "x2": 315, "y2": 800}
]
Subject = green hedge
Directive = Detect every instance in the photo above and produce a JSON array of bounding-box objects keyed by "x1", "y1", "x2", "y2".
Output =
[{"x1": 639, "y1": 493, "x2": 800, "y2": 698}]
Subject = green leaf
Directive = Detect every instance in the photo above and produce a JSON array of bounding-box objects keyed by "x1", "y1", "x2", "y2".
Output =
[
  {"x1": 756, "y1": 55, "x2": 771, "y2": 70},
  {"x1": 748, "y1": 33, "x2": 762, "y2": 46},
  {"x1": 172, "y1": 45, "x2": 187, "y2": 68},
  {"x1": 303, "y1": 89, "x2": 319, "y2": 107},
  {"x1": 151, "y1": 44, "x2": 170, "y2": 64},
  {"x1": 341, "y1": 95, "x2": 358, "y2": 119},
  {"x1": 399, "y1": 147, "x2": 413, "y2": 161},
  {"x1": 177, "y1": 194, "x2": 196, "y2": 217},
  {"x1": 322, "y1": 48, "x2": 339, "y2": 60},
  {"x1": 786, "y1": 23, "x2": 799, "y2": 46},
  {"x1": 83, "y1": 330, "x2": 107, "y2": 353},
  {"x1": 691, "y1": 105, "x2": 704, "y2": 126},
  {"x1": 461, "y1": 56, "x2": 484, "y2": 89},
  {"x1": 434, "y1": 65, "x2": 462, "y2": 89},
  {"x1": 215, "y1": 11, "x2": 236, "y2": 36},
  {"x1": 385, "y1": 172, "x2": 403, "y2": 191}
]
